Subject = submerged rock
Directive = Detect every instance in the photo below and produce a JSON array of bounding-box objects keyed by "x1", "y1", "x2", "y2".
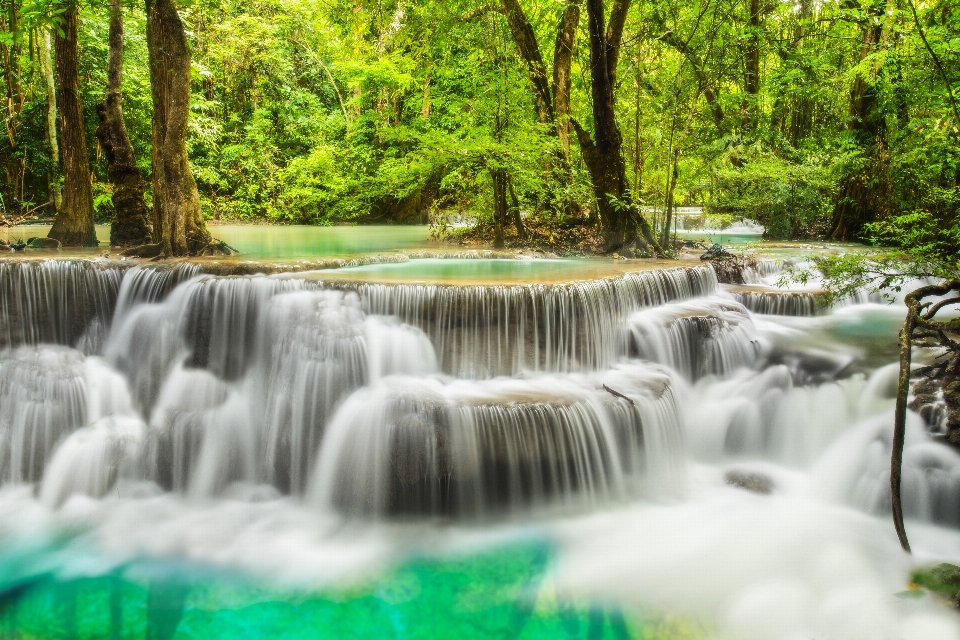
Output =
[
  {"x1": 26, "y1": 237, "x2": 61, "y2": 250},
  {"x1": 724, "y1": 469, "x2": 774, "y2": 494}
]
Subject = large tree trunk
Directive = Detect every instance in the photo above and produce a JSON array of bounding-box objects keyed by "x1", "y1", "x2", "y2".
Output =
[
  {"x1": 42, "y1": 31, "x2": 62, "y2": 212},
  {"x1": 98, "y1": 0, "x2": 152, "y2": 248},
  {"x1": 48, "y1": 2, "x2": 98, "y2": 247},
  {"x1": 574, "y1": 0, "x2": 663, "y2": 256},
  {"x1": 552, "y1": 1, "x2": 581, "y2": 159},
  {"x1": 501, "y1": 0, "x2": 553, "y2": 125},
  {"x1": 146, "y1": 0, "x2": 212, "y2": 256},
  {"x1": 829, "y1": 0, "x2": 885, "y2": 241}
]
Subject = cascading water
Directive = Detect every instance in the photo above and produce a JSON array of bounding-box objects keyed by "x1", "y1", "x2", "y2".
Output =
[{"x1": 2, "y1": 256, "x2": 960, "y2": 639}]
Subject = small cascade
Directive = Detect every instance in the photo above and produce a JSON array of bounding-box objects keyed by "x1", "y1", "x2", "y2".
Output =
[
  {"x1": 727, "y1": 289, "x2": 822, "y2": 316},
  {"x1": 0, "y1": 259, "x2": 130, "y2": 352},
  {"x1": 685, "y1": 363, "x2": 898, "y2": 466},
  {"x1": 146, "y1": 365, "x2": 258, "y2": 496},
  {"x1": 39, "y1": 415, "x2": 144, "y2": 507},
  {"x1": 816, "y1": 413, "x2": 960, "y2": 529},
  {"x1": 112, "y1": 263, "x2": 203, "y2": 320},
  {"x1": 39, "y1": 357, "x2": 144, "y2": 506},
  {"x1": 310, "y1": 367, "x2": 684, "y2": 517},
  {"x1": 0, "y1": 346, "x2": 88, "y2": 483},
  {"x1": 742, "y1": 259, "x2": 784, "y2": 283},
  {"x1": 626, "y1": 298, "x2": 763, "y2": 380},
  {"x1": 255, "y1": 290, "x2": 371, "y2": 493},
  {"x1": 338, "y1": 265, "x2": 717, "y2": 377}
]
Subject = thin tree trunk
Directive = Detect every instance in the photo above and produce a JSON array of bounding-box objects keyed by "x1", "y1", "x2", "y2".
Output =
[
  {"x1": 146, "y1": 0, "x2": 212, "y2": 256},
  {"x1": 42, "y1": 31, "x2": 62, "y2": 212},
  {"x1": 891, "y1": 281, "x2": 960, "y2": 553},
  {"x1": 491, "y1": 167, "x2": 508, "y2": 249},
  {"x1": 98, "y1": 0, "x2": 152, "y2": 247},
  {"x1": 48, "y1": 2, "x2": 97, "y2": 247},
  {"x1": 661, "y1": 146, "x2": 679, "y2": 248},
  {"x1": 508, "y1": 176, "x2": 526, "y2": 241},
  {"x1": 892, "y1": 307, "x2": 914, "y2": 553}
]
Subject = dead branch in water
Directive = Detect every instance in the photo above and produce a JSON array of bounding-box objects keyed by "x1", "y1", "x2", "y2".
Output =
[{"x1": 602, "y1": 384, "x2": 635, "y2": 405}]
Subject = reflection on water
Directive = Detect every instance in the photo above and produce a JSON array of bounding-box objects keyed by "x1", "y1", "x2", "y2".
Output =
[
  {"x1": 0, "y1": 224, "x2": 433, "y2": 259},
  {"x1": 209, "y1": 225, "x2": 433, "y2": 259}
]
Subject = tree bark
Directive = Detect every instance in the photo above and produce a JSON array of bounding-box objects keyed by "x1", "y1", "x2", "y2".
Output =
[
  {"x1": 98, "y1": 0, "x2": 152, "y2": 248},
  {"x1": 574, "y1": 0, "x2": 663, "y2": 256},
  {"x1": 508, "y1": 176, "x2": 526, "y2": 240},
  {"x1": 892, "y1": 303, "x2": 915, "y2": 553},
  {"x1": 48, "y1": 2, "x2": 98, "y2": 247},
  {"x1": 42, "y1": 31, "x2": 62, "y2": 212},
  {"x1": 553, "y1": 1, "x2": 581, "y2": 159},
  {"x1": 145, "y1": 0, "x2": 212, "y2": 256}
]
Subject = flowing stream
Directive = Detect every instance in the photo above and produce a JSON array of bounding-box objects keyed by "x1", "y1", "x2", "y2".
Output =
[{"x1": 0, "y1": 256, "x2": 959, "y2": 639}]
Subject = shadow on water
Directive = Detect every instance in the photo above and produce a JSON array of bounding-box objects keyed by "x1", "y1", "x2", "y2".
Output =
[{"x1": 0, "y1": 543, "x2": 649, "y2": 640}]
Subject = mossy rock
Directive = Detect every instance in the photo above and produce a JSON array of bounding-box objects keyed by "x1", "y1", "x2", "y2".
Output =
[{"x1": 911, "y1": 563, "x2": 960, "y2": 607}]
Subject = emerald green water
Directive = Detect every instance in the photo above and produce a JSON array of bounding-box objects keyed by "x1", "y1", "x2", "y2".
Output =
[{"x1": 0, "y1": 543, "x2": 700, "y2": 640}]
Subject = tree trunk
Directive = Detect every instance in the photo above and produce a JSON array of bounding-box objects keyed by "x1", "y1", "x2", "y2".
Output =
[
  {"x1": 98, "y1": 0, "x2": 152, "y2": 248},
  {"x1": 743, "y1": 0, "x2": 761, "y2": 128},
  {"x1": 146, "y1": 0, "x2": 212, "y2": 256},
  {"x1": 508, "y1": 176, "x2": 526, "y2": 241},
  {"x1": 552, "y1": 1, "x2": 581, "y2": 159},
  {"x1": 661, "y1": 146, "x2": 679, "y2": 248},
  {"x1": 829, "y1": 0, "x2": 885, "y2": 241},
  {"x1": 892, "y1": 280, "x2": 960, "y2": 553},
  {"x1": 491, "y1": 168, "x2": 508, "y2": 249},
  {"x1": 574, "y1": 0, "x2": 663, "y2": 256},
  {"x1": 42, "y1": 31, "x2": 62, "y2": 212},
  {"x1": 501, "y1": 0, "x2": 553, "y2": 125},
  {"x1": 48, "y1": 2, "x2": 98, "y2": 247},
  {"x1": 501, "y1": 0, "x2": 580, "y2": 216}
]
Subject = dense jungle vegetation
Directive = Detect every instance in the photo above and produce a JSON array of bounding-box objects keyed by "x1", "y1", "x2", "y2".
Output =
[{"x1": 0, "y1": 0, "x2": 958, "y2": 258}]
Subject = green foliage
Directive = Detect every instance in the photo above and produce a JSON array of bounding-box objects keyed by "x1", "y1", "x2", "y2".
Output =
[
  {"x1": 709, "y1": 149, "x2": 836, "y2": 239},
  {"x1": 0, "y1": 0, "x2": 956, "y2": 259}
]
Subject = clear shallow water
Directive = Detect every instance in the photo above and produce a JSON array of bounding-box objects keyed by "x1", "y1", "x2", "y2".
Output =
[
  {"x1": 324, "y1": 257, "x2": 671, "y2": 284},
  {"x1": 209, "y1": 225, "x2": 433, "y2": 259},
  {"x1": 1, "y1": 258, "x2": 960, "y2": 639},
  {"x1": 0, "y1": 224, "x2": 434, "y2": 259}
]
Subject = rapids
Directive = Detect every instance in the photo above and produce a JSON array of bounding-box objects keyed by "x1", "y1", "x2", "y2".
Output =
[{"x1": 1, "y1": 256, "x2": 959, "y2": 639}]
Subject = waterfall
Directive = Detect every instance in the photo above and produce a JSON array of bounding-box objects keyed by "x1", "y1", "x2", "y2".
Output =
[
  {"x1": 337, "y1": 265, "x2": 718, "y2": 377},
  {"x1": 727, "y1": 289, "x2": 822, "y2": 316},
  {"x1": 627, "y1": 298, "x2": 763, "y2": 380},
  {"x1": 3, "y1": 255, "x2": 960, "y2": 539},
  {"x1": 0, "y1": 259, "x2": 130, "y2": 352},
  {"x1": 309, "y1": 366, "x2": 684, "y2": 517}
]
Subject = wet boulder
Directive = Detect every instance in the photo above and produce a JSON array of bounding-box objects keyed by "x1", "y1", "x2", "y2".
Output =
[
  {"x1": 26, "y1": 237, "x2": 61, "y2": 250},
  {"x1": 725, "y1": 469, "x2": 774, "y2": 494}
]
